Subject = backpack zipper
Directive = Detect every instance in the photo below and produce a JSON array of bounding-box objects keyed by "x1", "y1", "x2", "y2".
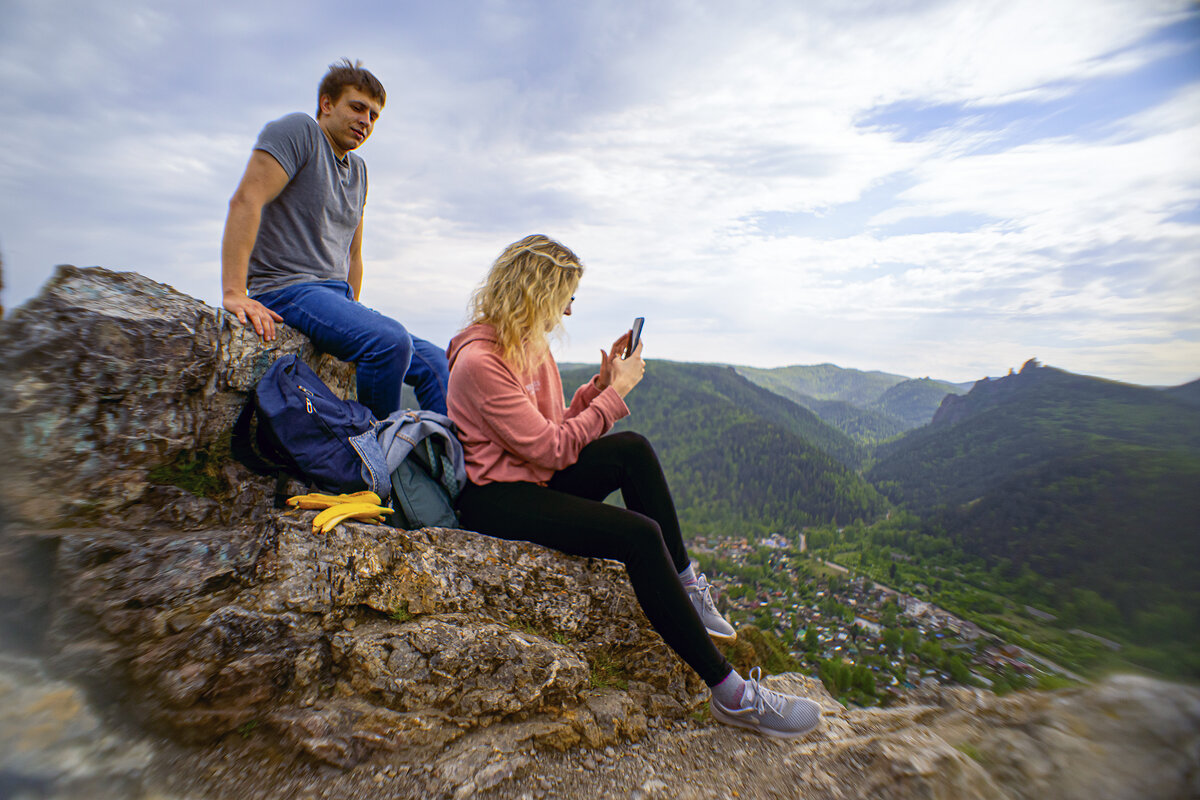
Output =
[{"x1": 298, "y1": 385, "x2": 315, "y2": 414}]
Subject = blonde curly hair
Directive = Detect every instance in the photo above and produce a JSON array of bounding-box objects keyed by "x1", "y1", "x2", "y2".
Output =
[{"x1": 468, "y1": 234, "x2": 584, "y2": 374}]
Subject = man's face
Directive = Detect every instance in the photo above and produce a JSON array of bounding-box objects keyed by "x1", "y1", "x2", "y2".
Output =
[{"x1": 317, "y1": 87, "x2": 383, "y2": 157}]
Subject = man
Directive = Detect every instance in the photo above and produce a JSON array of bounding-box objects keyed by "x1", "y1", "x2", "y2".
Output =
[{"x1": 221, "y1": 58, "x2": 448, "y2": 417}]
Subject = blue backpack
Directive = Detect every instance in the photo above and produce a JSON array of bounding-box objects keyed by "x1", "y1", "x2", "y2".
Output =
[
  {"x1": 232, "y1": 355, "x2": 464, "y2": 530},
  {"x1": 232, "y1": 354, "x2": 390, "y2": 504}
]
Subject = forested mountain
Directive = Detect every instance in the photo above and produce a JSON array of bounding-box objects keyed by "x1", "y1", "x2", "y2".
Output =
[
  {"x1": 736, "y1": 363, "x2": 968, "y2": 442},
  {"x1": 870, "y1": 377, "x2": 965, "y2": 429},
  {"x1": 1164, "y1": 377, "x2": 1200, "y2": 407},
  {"x1": 799, "y1": 397, "x2": 908, "y2": 443},
  {"x1": 868, "y1": 359, "x2": 1200, "y2": 666},
  {"x1": 560, "y1": 361, "x2": 886, "y2": 536},
  {"x1": 736, "y1": 363, "x2": 909, "y2": 405},
  {"x1": 873, "y1": 359, "x2": 1200, "y2": 507}
]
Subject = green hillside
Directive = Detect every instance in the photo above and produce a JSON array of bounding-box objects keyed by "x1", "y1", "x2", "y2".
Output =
[
  {"x1": 560, "y1": 361, "x2": 887, "y2": 537},
  {"x1": 1164, "y1": 377, "x2": 1200, "y2": 407},
  {"x1": 725, "y1": 375, "x2": 906, "y2": 442},
  {"x1": 868, "y1": 377, "x2": 965, "y2": 429},
  {"x1": 736, "y1": 364, "x2": 967, "y2": 443},
  {"x1": 868, "y1": 360, "x2": 1200, "y2": 675},
  {"x1": 736, "y1": 363, "x2": 907, "y2": 405},
  {"x1": 871, "y1": 360, "x2": 1200, "y2": 508},
  {"x1": 805, "y1": 397, "x2": 908, "y2": 443}
]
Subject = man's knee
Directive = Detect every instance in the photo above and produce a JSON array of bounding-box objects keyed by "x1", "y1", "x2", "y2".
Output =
[
  {"x1": 366, "y1": 317, "x2": 414, "y2": 366},
  {"x1": 410, "y1": 338, "x2": 450, "y2": 377}
]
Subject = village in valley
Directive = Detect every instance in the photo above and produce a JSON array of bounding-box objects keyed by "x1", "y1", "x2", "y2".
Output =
[{"x1": 691, "y1": 531, "x2": 1074, "y2": 706}]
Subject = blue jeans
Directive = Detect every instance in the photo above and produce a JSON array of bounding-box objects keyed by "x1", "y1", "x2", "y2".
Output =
[{"x1": 254, "y1": 280, "x2": 448, "y2": 417}]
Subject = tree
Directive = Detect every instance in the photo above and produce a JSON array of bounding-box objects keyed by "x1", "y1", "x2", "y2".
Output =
[
  {"x1": 882, "y1": 603, "x2": 898, "y2": 627},
  {"x1": 836, "y1": 662, "x2": 852, "y2": 691},
  {"x1": 853, "y1": 665, "x2": 876, "y2": 695},
  {"x1": 947, "y1": 655, "x2": 971, "y2": 684}
]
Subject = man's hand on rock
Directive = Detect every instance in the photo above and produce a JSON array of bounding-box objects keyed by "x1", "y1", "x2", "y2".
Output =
[{"x1": 223, "y1": 291, "x2": 283, "y2": 341}]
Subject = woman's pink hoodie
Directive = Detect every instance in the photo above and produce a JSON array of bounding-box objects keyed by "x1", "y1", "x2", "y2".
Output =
[{"x1": 446, "y1": 323, "x2": 630, "y2": 485}]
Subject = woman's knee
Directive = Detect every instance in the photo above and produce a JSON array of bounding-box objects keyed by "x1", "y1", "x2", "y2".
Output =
[
  {"x1": 609, "y1": 430, "x2": 645, "y2": 445},
  {"x1": 606, "y1": 513, "x2": 669, "y2": 565},
  {"x1": 606, "y1": 430, "x2": 662, "y2": 471},
  {"x1": 602, "y1": 430, "x2": 654, "y2": 456}
]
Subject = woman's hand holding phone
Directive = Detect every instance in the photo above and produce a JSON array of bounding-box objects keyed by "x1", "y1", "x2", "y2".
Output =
[
  {"x1": 608, "y1": 339, "x2": 644, "y2": 397},
  {"x1": 599, "y1": 326, "x2": 644, "y2": 398}
]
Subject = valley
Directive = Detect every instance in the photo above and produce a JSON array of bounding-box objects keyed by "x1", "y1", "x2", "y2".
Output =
[
  {"x1": 562, "y1": 357, "x2": 1200, "y2": 691},
  {"x1": 693, "y1": 528, "x2": 1085, "y2": 707}
]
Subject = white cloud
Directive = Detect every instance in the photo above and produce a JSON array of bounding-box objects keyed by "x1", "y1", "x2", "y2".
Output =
[{"x1": 0, "y1": 0, "x2": 1196, "y2": 386}]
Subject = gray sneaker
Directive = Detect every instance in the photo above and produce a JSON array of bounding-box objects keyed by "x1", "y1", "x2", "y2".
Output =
[
  {"x1": 710, "y1": 667, "x2": 823, "y2": 739},
  {"x1": 686, "y1": 573, "x2": 737, "y2": 642}
]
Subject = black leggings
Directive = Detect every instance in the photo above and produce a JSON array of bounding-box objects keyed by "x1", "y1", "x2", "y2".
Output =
[{"x1": 455, "y1": 431, "x2": 734, "y2": 686}]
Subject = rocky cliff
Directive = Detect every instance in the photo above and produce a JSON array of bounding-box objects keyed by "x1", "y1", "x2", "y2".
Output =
[{"x1": 1, "y1": 267, "x2": 1197, "y2": 800}]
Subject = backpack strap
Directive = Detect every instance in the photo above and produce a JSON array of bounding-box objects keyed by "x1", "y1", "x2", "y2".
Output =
[{"x1": 230, "y1": 396, "x2": 300, "y2": 509}]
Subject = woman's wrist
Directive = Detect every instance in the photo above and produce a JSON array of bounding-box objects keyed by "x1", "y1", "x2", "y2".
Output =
[{"x1": 611, "y1": 377, "x2": 636, "y2": 398}]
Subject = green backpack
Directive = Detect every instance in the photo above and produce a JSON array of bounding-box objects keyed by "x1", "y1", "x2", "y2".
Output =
[{"x1": 376, "y1": 410, "x2": 465, "y2": 530}]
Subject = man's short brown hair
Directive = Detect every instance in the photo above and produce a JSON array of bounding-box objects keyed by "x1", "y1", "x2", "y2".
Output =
[{"x1": 316, "y1": 58, "x2": 386, "y2": 118}]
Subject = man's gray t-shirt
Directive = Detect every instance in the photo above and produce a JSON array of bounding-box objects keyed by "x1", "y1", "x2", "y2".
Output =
[{"x1": 247, "y1": 112, "x2": 368, "y2": 296}]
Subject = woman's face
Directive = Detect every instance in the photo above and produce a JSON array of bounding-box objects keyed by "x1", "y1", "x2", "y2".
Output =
[{"x1": 542, "y1": 291, "x2": 575, "y2": 332}]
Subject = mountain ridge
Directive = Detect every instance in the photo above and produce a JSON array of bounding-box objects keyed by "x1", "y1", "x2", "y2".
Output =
[
  {"x1": 735, "y1": 363, "x2": 971, "y2": 442},
  {"x1": 561, "y1": 360, "x2": 887, "y2": 535},
  {"x1": 867, "y1": 358, "x2": 1200, "y2": 673}
]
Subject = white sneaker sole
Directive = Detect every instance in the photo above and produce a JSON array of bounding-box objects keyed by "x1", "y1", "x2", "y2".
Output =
[
  {"x1": 710, "y1": 704, "x2": 821, "y2": 739},
  {"x1": 707, "y1": 627, "x2": 737, "y2": 643}
]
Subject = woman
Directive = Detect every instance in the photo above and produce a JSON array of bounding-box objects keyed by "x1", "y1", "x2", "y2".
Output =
[{"x1": 446, "y1": 234, "x2": 822, "y2": 739}]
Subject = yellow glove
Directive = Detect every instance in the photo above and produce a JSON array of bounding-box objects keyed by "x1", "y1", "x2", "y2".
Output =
[
  {"x1": 311, "y1": 502, "x2": 394, "y2": 534},
  {"x1": 287, "y1": 490, "x2": 382, "y2": 509}
]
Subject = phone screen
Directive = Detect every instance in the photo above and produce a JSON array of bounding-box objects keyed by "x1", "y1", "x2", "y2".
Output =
[{"x1": 625, "y1": 317, "x2": 644, "y2": 358}]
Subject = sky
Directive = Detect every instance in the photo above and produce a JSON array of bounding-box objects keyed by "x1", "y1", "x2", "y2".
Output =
[{"x1": 2, "y1": 0, "x2": 1198, "y2": 387}]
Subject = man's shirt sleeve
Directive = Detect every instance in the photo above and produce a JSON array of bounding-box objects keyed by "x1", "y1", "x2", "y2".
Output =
[{"x1": 253, "y1": 113, "x2": 315, "y2": 179}]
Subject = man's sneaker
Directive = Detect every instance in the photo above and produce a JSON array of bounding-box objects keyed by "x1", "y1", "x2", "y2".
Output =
[
  {"x1": 686, "y1": 573, "x2": 737, "y2": 642},
  {"x1": 710, "y1": 667, "x2": 823, "y2": 739}
]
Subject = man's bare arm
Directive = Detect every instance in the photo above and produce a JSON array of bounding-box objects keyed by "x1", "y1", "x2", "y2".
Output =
[
  {"x1": 347, "y1": 216, "x2": 365, "y2": 301},
  {"x1": 221, "y1": 151, "x2": 290, "y2": 340}
]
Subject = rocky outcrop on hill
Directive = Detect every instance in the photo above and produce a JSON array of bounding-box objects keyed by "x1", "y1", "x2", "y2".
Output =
[
  {"x1": 1, "y1": 268, "x2": 1198, "y2": 800},
  {"x1": 0, "y1": 267, "x2": 704, "y2": 795},
  {"x1": 0, "y1": 265, "x2": 355, "y2": 528},
  {"x1": 928, "y1": 360, "x2": 1041, "y2": 428},
  {"x1": 0, "y1": 267, "x2": 701, "y2": 775}
]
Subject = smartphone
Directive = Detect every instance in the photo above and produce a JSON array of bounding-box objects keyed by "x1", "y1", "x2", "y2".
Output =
[{"x1": 625, "y1": 317, "x2": 644, "y2": 359}]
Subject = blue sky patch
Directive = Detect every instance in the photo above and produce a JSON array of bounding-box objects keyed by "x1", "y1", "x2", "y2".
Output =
[
  {"x1": 744, "y1": 173, "x2": 915, "y2": 239},
  {"x1": 858, "y1": 16, "x2": 1200, "y2": 151},
  {"x1": 1165, "y1": 202, "x2": 1200, "y2": 225},
  {"x1": 873, "y1": 212, "x2": 999, "y2": 236}
]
